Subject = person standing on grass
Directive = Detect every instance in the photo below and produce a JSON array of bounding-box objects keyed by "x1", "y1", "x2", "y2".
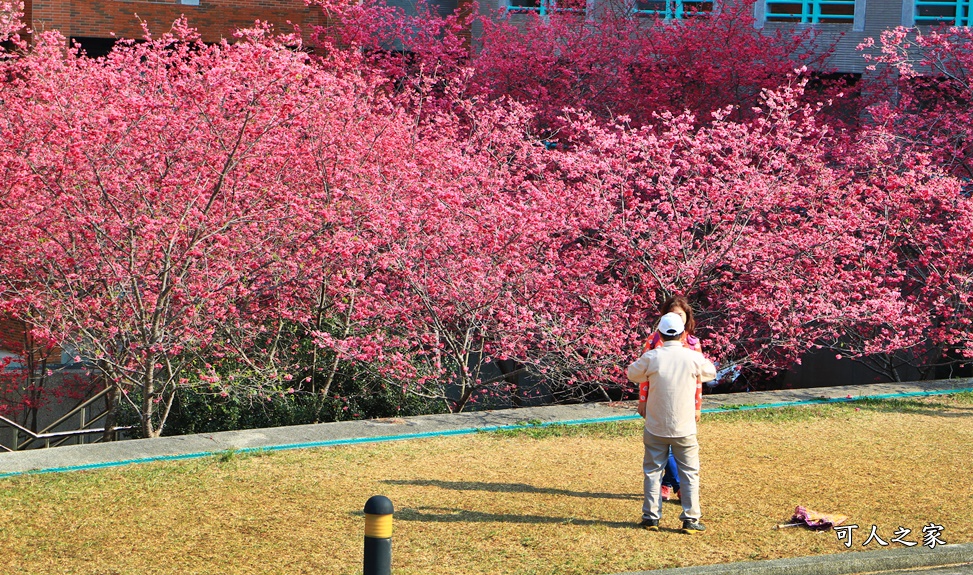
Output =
[
  {"x1": 639, "y1": 295, "x2": 703, "y2": 502},
  {"x1": 628, "y1": 312, "x2": 716, "y2": 534}
]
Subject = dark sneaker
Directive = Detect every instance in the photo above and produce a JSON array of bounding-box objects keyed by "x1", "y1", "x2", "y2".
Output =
[
  {"x1": 681, "y1": 519, "x2": 706, "y2": 534},
  {"x1": 639, "y1": 519, "x2": 660, "y2": 531}
]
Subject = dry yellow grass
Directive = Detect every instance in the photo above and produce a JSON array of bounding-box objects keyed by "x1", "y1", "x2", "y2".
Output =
[{"x1": 1, "y1": 394, "x2": 971, "y2": 575}]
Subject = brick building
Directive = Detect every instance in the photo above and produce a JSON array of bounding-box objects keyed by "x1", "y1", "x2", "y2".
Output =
[{"x1": 21, "y1": 0, "x2": 325, "y2": 56}]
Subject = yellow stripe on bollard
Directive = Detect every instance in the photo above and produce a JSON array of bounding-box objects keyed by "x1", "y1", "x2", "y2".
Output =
[
  {"x1": 364, "y1": 495, "x2": 394, "y2": 575},
  {"x1": 364, "y1": 513, "x2": 393, "y2": 539}
]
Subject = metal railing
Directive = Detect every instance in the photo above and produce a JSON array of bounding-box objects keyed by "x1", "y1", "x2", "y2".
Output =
[{"x1": 0, "y1": 388, "x2": 133, "y2": 452}]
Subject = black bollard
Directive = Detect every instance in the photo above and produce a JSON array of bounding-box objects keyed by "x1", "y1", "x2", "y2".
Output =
[{"x1": 363, "y1": 495, "x2": 394, "y2": 575}]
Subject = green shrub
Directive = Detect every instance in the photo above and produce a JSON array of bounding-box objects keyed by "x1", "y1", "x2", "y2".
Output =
[{"x1": 118, "y1": 379, "x2": 442, "y2": 438}]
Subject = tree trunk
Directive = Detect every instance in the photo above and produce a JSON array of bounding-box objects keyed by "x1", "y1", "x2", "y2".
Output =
[
  {"x1": 322, "y1": 290, "x2": 355, "y2": 399},
  {"x1": 102, "y1": 381, "x2": 120, "y2": 443},
  {"x1": 141, "y1": 367, "x2": 157, "y2": 438},
  {"x1": 497, "y1": 359, "x2": 523, "y2": 407}
]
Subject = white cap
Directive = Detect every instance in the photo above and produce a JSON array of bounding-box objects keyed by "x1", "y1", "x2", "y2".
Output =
[{"x1": 657, "y1": 312, "x2": 685, "y2": 337}]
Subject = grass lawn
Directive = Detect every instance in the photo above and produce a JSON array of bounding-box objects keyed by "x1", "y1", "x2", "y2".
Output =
[{"x1": 1, "y1": 393, "x2": 971, "y2": 575}]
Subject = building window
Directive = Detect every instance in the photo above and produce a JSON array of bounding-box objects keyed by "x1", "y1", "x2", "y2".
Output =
[
  {"x1": 765, "y1": 0, "x2": 855, "y2": 23},
  {"x1": 70, "y1": 37, "x2": 119, "y2": 58},
  {"x1": 915, "y1": 0, "x2": 972, "y2": 25},
  {"x1": 180, "y1": 0, "x2": 200, "y2": 5},
  {"x1": 633, "y1": 0, "x2": 713, "y2": 18},
  {"x1": 505, "y1": 0, "x2": 584, "y2": 15}
]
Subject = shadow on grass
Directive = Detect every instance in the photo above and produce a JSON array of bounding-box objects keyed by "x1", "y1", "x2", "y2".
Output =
[
  {"x1": 852, "y1": 397, "x2": 973, "y2": 418},
  {"x1": 393, "y1": 506, "x2": 636, "y2": 529},
  {"x1": 382, "y1": 479, "x2": 640, "y2": 501}
]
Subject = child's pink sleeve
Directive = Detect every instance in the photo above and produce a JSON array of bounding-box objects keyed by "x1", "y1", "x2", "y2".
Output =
[
  {"x1": 687, "y1": 335, "x2": 702, "y2": 353},
  {"x1": 638, "y1": 335, "x2": 659, "y2": 402},
  {"x1": 644, "y1": 332, "x2": 661, "y2": 353}
]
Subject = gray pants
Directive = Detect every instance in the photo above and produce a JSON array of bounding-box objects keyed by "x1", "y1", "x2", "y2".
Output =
[{"x1": 642, "y1": 429, "x2": 701, "y2": 522}]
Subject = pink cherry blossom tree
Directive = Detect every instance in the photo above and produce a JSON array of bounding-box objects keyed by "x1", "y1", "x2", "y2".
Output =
[
  {"x1": 298, "y1": 98, "x2": 618, "y2": 411},
  {"x1": 532, "y1": 83, "x2": 885, "y2": 378},
  {"x1": 862, "y1": 26, "x2": 973, "y2": 181},
  {"x1": 814, "y1": 125, "x2": 973, "y2": 381},
  {"x1": 0, "y1": 21, "x2": 373, "y2": 436},
  {"x1": 0, "y1": 1, "x2": 23, "y2": 45},
  {"x1": 840, "y1": 27, "x2": 973, "y2": 379}
]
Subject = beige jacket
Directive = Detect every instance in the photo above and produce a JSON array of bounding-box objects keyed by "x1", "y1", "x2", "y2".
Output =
[{"x1": 627, "y1": 340, "x2": 716, "y2": 437}]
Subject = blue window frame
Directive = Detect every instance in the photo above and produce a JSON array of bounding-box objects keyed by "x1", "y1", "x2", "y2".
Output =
[
  {"x1": 633, "y1": 0, "x2": 713, "y2": 18},
  {"x1": 765, "y1": 0, "x2": 855, "y2": 23},
  {"x1": 915, "y1": 0, "x2": 973, "y2": 26},
  {"x1": 505, "y1": 0, "x2": 584, "y2": 15}
]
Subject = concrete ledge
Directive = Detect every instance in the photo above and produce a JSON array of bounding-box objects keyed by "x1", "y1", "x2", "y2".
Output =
[
  {"x1": 1, "y1": 379, "x2": 971, "y2": 477},
  {"x1": 612, "y1": 543, "x2": 973, "y2": 575}
]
